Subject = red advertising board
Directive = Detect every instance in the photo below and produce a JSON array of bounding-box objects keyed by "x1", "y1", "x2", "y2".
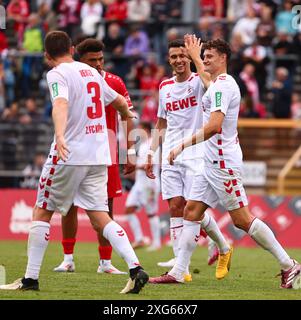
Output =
[{"x1": 1, "y1": 190, "x2": 301, "y2": 247}]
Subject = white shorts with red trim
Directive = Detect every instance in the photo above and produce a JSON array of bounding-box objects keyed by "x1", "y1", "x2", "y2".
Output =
[
  {"x1": 125, "y1": 179, "x2": 160, "y2": 215},
  {"x1": 36, "y1": 164, "x2": 108, "y2": 215},
  {"x1": 188, "y1": 166, "x2": 248, "y2": 211},
  {"x1": 161, "y1": 158, "x2": 203, "y2": 200}
]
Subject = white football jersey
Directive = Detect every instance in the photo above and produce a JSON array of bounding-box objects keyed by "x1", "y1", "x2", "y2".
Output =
[
  {"x1": 202, "y1": 73, "x2": 243, "y2": 169},
  {"x1": 157, "y1": 73, "x2": 205, "y2": 165},
  {"x1": 46, "y1": 61, "x2": 118, "y2": 165}
]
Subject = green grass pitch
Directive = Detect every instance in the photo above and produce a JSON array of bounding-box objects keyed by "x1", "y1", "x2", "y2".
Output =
[{"x1": 0, "y1": 240, "x2": 301, "y2": 300}]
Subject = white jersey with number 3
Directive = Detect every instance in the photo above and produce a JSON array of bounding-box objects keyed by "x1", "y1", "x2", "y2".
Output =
[
  {"x1": 202, "y1": 73, "x2": 243, "y2": 169},
  {"x1": 46, "y1": 61, "x2": 118, "y2": 166},
  {"x1": 157, "y1": 73, "x2": 205, "y2": 165}
]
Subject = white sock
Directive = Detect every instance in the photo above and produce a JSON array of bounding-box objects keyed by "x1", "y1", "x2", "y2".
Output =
[
  {"x1": 64, "y1": 254, "x2": 73, "y2": 263},
  {"x1": 127, "y1": 213, "x2": 144, "y2": 243},
  {"x1": 201, "y1": 212, "x2": 229, "y2": 254},
  {"x1": 170, "y1": 217, "x2": 183, "y2": 258},
  {"x1": 25, "y1": 221, "x2": 50, "y2": 280},
  {"x1": 103, "y1": 221, "x2": 140, "y2": 270},
  {"x1": 169, "y1": 220, "x2": 200, "y2": 279},
  {"x1": 248, "y1": 218, "x2": 293, "y2": 271},
  {"x1": 149, "y1": 216, "x2": 161, "y2": 248}
]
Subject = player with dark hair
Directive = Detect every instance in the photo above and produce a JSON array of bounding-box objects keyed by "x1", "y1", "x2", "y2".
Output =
[
  {"x1": 149, "y1": 38, "x2": 301, "y2": 289},
  {"x1": 0, "y1": 31, "x2": 148, "y2": 294},
  {"x1": 145, "y1": 36, "x2": 230, "y2": 281},
  {"x1": 53, "y1": 38, "x2": 136, "y2": 275}
]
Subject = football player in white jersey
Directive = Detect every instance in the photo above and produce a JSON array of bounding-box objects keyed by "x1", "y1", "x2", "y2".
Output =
[
  {"x1": 0, "y1": 31, "x2": 148, "y2": 294},
  {"x1": 145, "y1": 36, "x2": 230, "y2": 281},
  {"x1": 125, "y1": 122, "x2": 161, "y2": 251},
  {"x1": 150, "y1": 38, "x2": 301, "y2": 289}
]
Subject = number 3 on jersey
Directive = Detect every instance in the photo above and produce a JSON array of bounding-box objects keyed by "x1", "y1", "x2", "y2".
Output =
[{"x1": 87, "y1": 82, "x2": 102, "y2": 119}]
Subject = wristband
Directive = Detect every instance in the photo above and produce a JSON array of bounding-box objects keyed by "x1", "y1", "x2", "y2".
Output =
[
  {"x1": 147, "y1": 149, "x2": 155, "y2": 157},
  {"x1": 127, "y1": 149, "x2": 136, "y2": 156}
]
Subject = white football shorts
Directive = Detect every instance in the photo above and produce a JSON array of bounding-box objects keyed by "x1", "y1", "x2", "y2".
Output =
[
  {"x1": 161, "y1": 158, "x2": 203, "y2": 200},
  {"x1": 36, "y1": 163, "x2": 108, "y2": 215},
  {"x1": 188, "y1": 166, "x2": 248, "y2": 211},
  {"x1": 125, "y1": 179, "x2": 160, "y2": 215}
]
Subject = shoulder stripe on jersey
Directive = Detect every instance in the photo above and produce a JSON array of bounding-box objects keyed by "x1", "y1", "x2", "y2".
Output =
[{"x1": 159, "y1": 79, "x2": 175, "y2": 90}]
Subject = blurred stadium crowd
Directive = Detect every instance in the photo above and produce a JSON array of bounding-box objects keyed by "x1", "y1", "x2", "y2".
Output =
[{"x1": 0, "y1": 0, "x2": 301, "y2": 188}]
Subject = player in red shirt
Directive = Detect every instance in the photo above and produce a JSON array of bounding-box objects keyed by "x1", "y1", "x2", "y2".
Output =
[{"x1": 53, "y1": 39, "x2": 136, "y2": 274}]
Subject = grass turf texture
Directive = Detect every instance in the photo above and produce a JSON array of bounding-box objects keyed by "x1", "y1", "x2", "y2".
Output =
[{"x1": 0, "y1": 240, "x2": 301, "y2": 300}]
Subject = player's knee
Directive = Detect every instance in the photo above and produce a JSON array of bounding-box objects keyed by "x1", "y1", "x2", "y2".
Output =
[
  {"x1": 183, "y1": 204, "x2": 197, "y2": 221},
  {"x1": 232, "y1": 219, "x2": 249, "y2": 232},
  {"x1": 91, "y1": 221, "x2": 101, "y2": 233}
]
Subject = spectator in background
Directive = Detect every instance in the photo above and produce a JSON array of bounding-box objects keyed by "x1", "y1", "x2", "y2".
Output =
[
  {"x1": 124, "y1": 25, "x2": 150, "y2": 58},
  {"x1": 256, "y1": 1, "x2": 276, "y2": 47},
  {"x1": 2, "y1": 52, "x2": 16, "y2": 106},
  {"x1": 21, "y1": 13, "x2": 45, "y2": 98},
  {"x1": 56, "y1": 0, "x2": 82, "y2": 40},
  {"x1": 104, "y1": 0, "x2": 128, "y2": 23},
  {"x1": 275, "y1": 0, "x2": 296, "y2": 35},
  {"x1": 200, "y1": 0, "x2": 224, "y2": 19},
  {"x1": 38, "y1": 2, "x2": 58, "y2": 32},
  {"x1": 1, "y1": 101, "x2": 19, "y2": 122},
  {"x1": 269, "y1": 67, "x2": 292, "y2": 118},
  {"x1": 232, "y1": 5, "x2": 260, "y2": 46},
  {"x1": 7, "y1": 0, "x2": 30, "y2": 46},
  {"x1": 243, "y1": 40, "x2": 268, "y2": 97},
  {"x1": 21, "y1": 152, "x2": 46, "y2": 189},
  {"x1": 194, "y1": 16, "x2": 214, "y2": 41},
  {"x1": 240, "y1": 94, "x2": 260, "y2": 118},
  {"x1": 103, "y1": 22, "x2": 127, "y2": 78},
  {"x1": 239, "y1": 63, "x2": 260, "y2": 107},
  {"x1": 80, "y1": 0, "x2": 104, "y2": 39},
  {"x1": 19, "y1": 98, "x2": 42, "y2": 124},
  {"x1": 272, "y1": 31, "x2": 295, "y2": 72},
  {"x1": 227, "y1": 0, "x2": 250, "y2": 22},
  {"x1": 291, "y1": 93, "x2": 301, "y2": 120},
  {"x1": 127, "y1": 0, "x2": 151, "y2": 22}
]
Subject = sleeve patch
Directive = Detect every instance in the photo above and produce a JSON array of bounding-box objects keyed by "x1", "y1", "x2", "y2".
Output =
[
  {"x1": 215, "y1": 92, "x2": 222, "y2": 108},
  {"x1": 52, "y1": 83, "x2": 58, "y2": 97}
]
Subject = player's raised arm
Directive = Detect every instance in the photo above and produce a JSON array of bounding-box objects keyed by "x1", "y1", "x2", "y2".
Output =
[
  {"x1": 145, "y1": 117, "x2": 167, "y2": 179},
  {"x1": 184, "y1": 34, "x2": 211, "y2": 89}
]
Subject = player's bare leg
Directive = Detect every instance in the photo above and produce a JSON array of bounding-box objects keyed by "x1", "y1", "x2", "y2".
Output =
[
  {"x1": 229, "y1": 206, "x2": 301, "y2": 288},
  {"x1": 97, "y1": 198, "x2": 126, "y2": 274},
  {"x1": 86, "y1": 210, "x2": 148, "y2": 294}
]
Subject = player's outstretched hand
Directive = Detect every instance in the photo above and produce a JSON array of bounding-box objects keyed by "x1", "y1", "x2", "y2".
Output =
[
  {"x1": 123, "y1": 162, "x2": 136, "y2": 175},
  {"x1": 56, "y1": 136, "x2": 70, "y2": 162},
  {"x1": 167, "y1": 145, "x2": 183, "y2": 165},
  {"x1": 122, "y1": 110, "x2": 137, "y2": 120},
  {"x1": 144, "y1": 156, "x2": 156, "y2": 179},
  {"x1": 184, "y1": 34, "x2": 202, "y2": 62}
]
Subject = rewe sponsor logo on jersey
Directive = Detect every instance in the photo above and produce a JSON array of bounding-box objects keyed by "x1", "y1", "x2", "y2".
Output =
[
  {"x1": 166, "y1": 96, "x2": 197, "y2": 112},
  {"x1": 52, "y1": 82, "x2": 58, "y2": 97}
]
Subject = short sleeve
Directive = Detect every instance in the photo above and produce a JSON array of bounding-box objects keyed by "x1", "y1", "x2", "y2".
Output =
[
  {"x1": 116, "y1": 77, "x2": 133, "y2": 109},
  {"x1": 47, "y1": 70, "x2": 69, "y2": 102},
  {"x1": 99, "y1": 76, "x2": 118, "y2": 106},
  {"x1": 209, "y1": 80, "x2": 233, "y2": 115},
  {"x1": 157, "y1": 90, "x2": 167, "y2": 119}
]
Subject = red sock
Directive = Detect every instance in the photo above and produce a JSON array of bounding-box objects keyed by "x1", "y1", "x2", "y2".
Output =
[
  {"x1": 62, "y1": 238, "x2": 76, "y2": 254},
  {"x1": 99, "y1": 245, "x2": 112, "y2": 260}
]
